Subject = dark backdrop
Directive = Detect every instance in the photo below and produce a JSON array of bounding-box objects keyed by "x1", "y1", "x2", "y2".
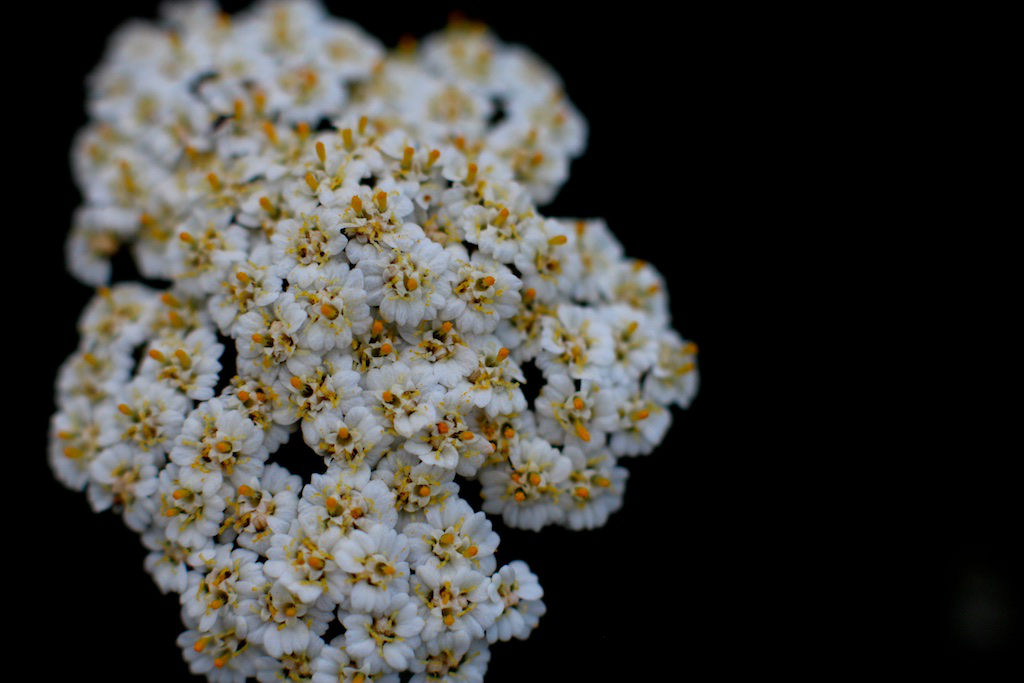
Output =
[{"x1": 18, "y1": 1, "x2": 1019, "y2": 680}]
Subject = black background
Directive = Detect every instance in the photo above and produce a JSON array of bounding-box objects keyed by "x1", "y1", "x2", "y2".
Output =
[{"x1": 17, "y1": 1, "x2": 1020, "y2": 680}]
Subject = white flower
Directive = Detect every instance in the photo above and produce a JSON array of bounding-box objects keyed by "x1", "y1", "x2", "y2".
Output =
[
  {"x1": 246, "y1": 580, "x2": 333, "y2": 658},
  {"x1": 270, "y1": 208, "x2": 348, "y2": 288},
  {"x1": 178, "y1": 626, "x2": 268, "y2": 683},
  {"x1": 445, "y1": 247, "x2": 522, "y2": 334},
  {"x1": 412, "y1": 564, "x2": 501, "y2": 653},
  {"x1": 158, "y1": 463, "x2": 227, "y2": 553},
  {"x1": 485, "y1": 561, "x2": 545, "y2": 643},
  {"x1": 403, "y1": 496, "x2": 500, "y2": 575},
  {"x1": 303, "y1": 407, "x2": 392, "y2": 471},
  {"x1": 478, "y1": 437, "x2": 570, "y2": 531},
  {"x1": 557, "y1": 445, "x2": 628, "y2": 530},
  {"x1": 365, "y1": 361, "x2": 444, "y2": 438},
  {"x1": 49, "y1": 397, "x2": 104, "y2": 491},
  {"x1": 536, "y1": 303, "x2": 614, "y2": 382},
  {"x1": 294, "y1": 264, "x2": 372, "y2": 352},
  {"x1": 298, "y1": 466, "x2": 397, "y2": 539},
  {"x1": 170, "y1": 399, "x2": 267, "y2": 497},
  {"x1": 140, "y1": 327, "x2": 224, "y2": 401},
  {"x1": 332, "y1": 523, "x2": 411, "y2": 613},
  {"x1": 342, "y1": 591, "x2": 425, "y2": 672},
  {"x1": 86, "y1": 443, "x2": 159, "y2": 531},
  {"x1": 222, "y1": 463, "x2": 301, "y2": 556},
  {"x1": 535, "y1": 373, "x2": 621, "y2": 448},
  {"x1": 644, "y1": 330, "x2": 700, "y2": 408},
  {"x1": 181, "y1": 544, "x2": 264, "y2": 633},
  {"x1": 264, "y1": 520, "x2": 348, "y2": 606},
  {"x1": 408, "y1": 636, "x2": 490, "y2": 683},
  {"x1": 311, "y1": 635, "x2": 398, "y2": 683},
  {"x1": 359, "y1": 230, "x2": 456, "y2": 327},
  {"x1": 98, "y1": 376, "x2": 190, "y2": 454}
]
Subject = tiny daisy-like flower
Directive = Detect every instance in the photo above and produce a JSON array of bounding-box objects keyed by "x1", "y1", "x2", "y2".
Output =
[
  {"x1": 178, "y1": 626, "x2": 267, "y2": 683},
  {"x1": 181, "y1": 544, "x2": 264, "y2": 633},
  {"x1": 304, "y1": 407, "x2": 391, "y2": 471},
  {"x1": 170, "y1": 398, "x2": 268, "y2": 497},
  {"x1": 98, "y1": 376, "x2": 190, "y2": 454},
  {"x1": 478, "y1": 437, "x2": 571, "y2": 531},
  {"x1": 409, "y1": 636, "x2": 491, "y2": 683},
  {"x1": 412, "y1": 564, "x2": 502, "y2": 654},
  {"x1": 359, "y1": 230, "x2": 456, "y2": 327},
  {"x1": 403, "y1": 496, "x2": 500, "y2": 575},
  {"x1": 246, "y1": 580, "x2": 333, "y2": 658},
  {"x1": 332, "y1": 522, "x2": 411, "y2": 613},
  {"x1": 86, "y1": 443, "x2": 160, "y2": 532},
  {"x1": 264, "y1": 520, "x2": 348, "y2": 606},
  {"x1": 222, "y1": 464, "x2": 302, "y2": 556},
  {"x1": 535, "y1": 373, "x2": 621, "y2": 449},
  {"x1": 311, "y1": 635, "x2": 399, "y2": 683},
  {"x1": 445, "y1": 247, "x2": 522, "y2": 335},
  {"x1": 644, "y1": 330, "x2": 700, "y2": 408},
  {"x1": 557, "y1": 445, "x2": 628, "y2": 530},
  {"x1": 342, "y1": 591, "x2": 425, "y2": 672},
  {"x1": 298, "y1": 466, "x2": 397, "y2": 539},
  {"x1": 485, "y1": 561, "x2": 545, "y2": 643}
]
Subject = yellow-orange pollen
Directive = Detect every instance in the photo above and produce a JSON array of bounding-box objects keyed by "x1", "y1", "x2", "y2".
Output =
[
  {"x1": 528, "y1": 472, "x2": 541, "y2": 486},
  {"x1": 572, "y1": 397, "x2": 585, "y2": 411},
  {"x1": 305, "y1": 172, "x2": 319, "y2": 191},
  {"x1": 439, "y1": 532, "x2": 454, "y2": 545},
  {"x1": 215, "y1": 441, "x2": 233, "y2": 453},
  {"x1": 148, "y1": 349, "x2": 165, "y2": 362},
  {"x1": 315, "y1": 140, "x2": 326, "y2": 163},
  {"x1": 405, "y1": 277, "x2": 419, "y2": 292},
  {"x1": 320, "y1": 303, "x2": 339, "y2": 319},
  {"x1": 418, "y1": 485, "x2": 431, "y2": 497},
  {"x1": 401, "y1": 146, "x2": 414, "y2": 170},
  {"x1": 459, "y1": 431, "x2": 475, "y2": 441},
  {"x1": 374, "y1": 191, "x2": 388, "y2": 211},
  {"x1": 290, "y1": 376, "x2": 304, "y2": 390},
  {"x1": 381, "y1": 390, "x2": 394, "y2": 403},
  {"x1": 351, "y1": 195, "x2": 363, "y2": 213},
  {"x1": 437, "y1": 422, "x2": 449, "y2": 434}
]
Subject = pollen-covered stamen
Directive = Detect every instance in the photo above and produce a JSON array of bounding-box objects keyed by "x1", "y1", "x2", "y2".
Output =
[
  {"x1": 465, "y1": 162, "x2": 478, "y2": 184},
  {"x1": 315, "y1": 140, "x2": 326, "y2": 163},
  {"x1": 305, "y1": 172, "x2": 319, "y2": 191},
  {"x1": 173, "y1": 349, "x2": 191, "y2": 369},
  {"x1": 374, "y1": 191, "x2": 388, "y2": 212},
  {"x1": 401, "y1": 146, "x2": 414, "y2": 170},
  {"x1": 262, "y1": 120, "x2": 278, "y2": 144},
  {"x1": 320, "y1": 303, "x2": 339, "y2": 319},
  {"x1": 341, "y1": 127, "x2": 354, "y2": 150},
  {"x1": 405, "y1": 277, "x2": 418, "y2": 291}
]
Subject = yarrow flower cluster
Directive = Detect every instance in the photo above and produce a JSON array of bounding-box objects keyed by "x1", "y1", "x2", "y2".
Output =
[{"x1": 49, "y1": 1, "x2": 699, "y2": 681}]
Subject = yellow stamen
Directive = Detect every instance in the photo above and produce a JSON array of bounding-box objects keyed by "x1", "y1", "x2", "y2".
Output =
[
  {"x1": 374, "y1": 191, "x2": 388, "y2": 211},
  {"x1": 371, "y1": 319, "x2": 383, "y2": 335},
  {"x1": 209, "y1": 599, "x2": 223, "y2": 610},
  {"x1": 233, "y1": 98, "x2": 244, "y2": 120},
  {"x1": 168, "y1": 311, "x2": 185, "y2": 328},
  {"x1": 633, "y1": 410, "x2": 650, "y2": 420},
  {"x1": 401, "y1": 146, "x2": 414, "y2": 170},
  {"x1": 179, "y1": 232, "x2": 194, "y2": 243},
  {"x1": 148, "y1": 349, "x2": 165, "y2": 362},
  {"x1": 437, "y1": 422, "x2": 449, "y2": 434},
  {"x1": 117, "y1": 404, "x2": 133, "y2": 416},
  {"x1": 417, "y1": 485, "x2": 430, "y2": 497},
  {"x1": 503, "y1": 427, "x2": 514, "y2": 439},
  {"x1": 237, "y1": 390, "x2": 250, "y2": 403},
  {"x1": 341, "y1": 128, "x2": 354, "y2": 150},
  {"x1": 251, "y1": 333, "x2": 264, "y2": 344},
  {"x1": 215, "y1": 441, "x2": 232, "y2": 453},
  {"x1": 513, "y1": 490, "x2": 526, "y2": 502},
  {"x1": 439, "y1": 532, "x2": 454, "y2": 545},
  {"x1": 481, "y1": 276, "x2": 496, "y2": 287},
  {"x1": 290, "y1": 376, "x2": 303, "y2": 390},
  {"x1": 548, "y1": 234, "x2": 568, "y2": 246},
  {"x1": 320, "y1": 303, "x2": 339, "y2": 319},
  {"x1": 497, "y1": 347, "x2": 510, "y2": 361},
  {"x1": 296, "y1": 121, "x2": 310, "y2": 139},
  {"x1": 440, "y1": 321, "x2": 452, "y2": 334},
  {"x1": 427, "y1": 149, "x2": 441, "y2": 167},
  {"x1": 259, "y1": 196, "x2": 275, "y2": 214},
  {"x1": 82, "y1": 352, "x2": 100, "y2": 366},
  {"x1": 237, "y1": 484, "x2": 254, "y2": 497},
  {"x1": 285, "y1": 606, "x2": 297, "y2": 617},
  {"x1": 443, "y1": 614, "x2": 455, "y2": 627},
  {"x1": 594, "y1": 476, "x2": 611, "y2": 487},
  {"x1": 57, "y1": 430, "x2": 74, "y2": 440},
  {"x1": 494, "y1": 207, "x2": 509, "y2": 226},
  {"x1": 459, "y1": 431, "x2": 474, "y2": 441},
  {"x1": 379, "y1": 343, "x2": 393, "y2": 355},
  {"x1": 315, "y1": 140, "x2": 326, "y2": 163},
  {"x1": 172, "y1": 488, "x2": 188, "y2": 500},
  {"x1": 575, "y1": 487, "x2": 589, "y2": 499},
  {"x1": 353, "y1": 674, "x2": 365, "y2": 683},
  {"x1": 350, "y1": 195, "x2": 363, "y2": 213},
  {"x1": 381, "y1": 390, "x2": 394, "y2": 403},
  {"x1": 193, "y1": 639, "x2": 207, "y2": 653},
  {"x1": 307, "y1": 556, "x2": 325, "y2": 570},
  {"x1": 465, "y1": 162, "x2": 478, "y2": 184},
  {"x1": 236, "y1": 271, "x2": 250, "y2": 284},
  {"x1": 174, "y1": 349, "x2": 191, "y2": 369},
  {"x1": 523, "y1": 288, "x2": 536, "y2": 303},
  {"x1": 683, "y1": 342, "x2": 699, "y2": 354},
  {"x1": 161, "y1": 293, "x2": 180, "y2": 307},
  {"x1": 405, "y1": 277, "x2": 418, "y2": 291},
  {"x1": 464, "y1": 546, "x2": 478, "y2": 557},
  {"x1": 575, "y1": 423, "x2": 591, "y2": 442},
  {"x1": 528, "y1": 472, "x2": 541, "y2": 486},
  {"x1": 572, "y1": 397, "x2": 585, "y2": 411},
  {"x1": 337, "y1": 427, "x2": 349, "y2": 440},
  {"x1": 164, "y1": 508, "x2": 179, "y2": 517},
  {"x1": 213, "y1": 657, "x2": 226, "y2": 669},
  {"x1": 576, "y1": 220, "x2": 586, "y2": 236},
  {"x1": 207, "y1": 173, "x2": 221, "y2": 191},
  {"x1": 358, "y1": 116, "x2": 368, "y2": 135},
  {"x1": 678, "y1": 361, "x2": 696, "y2": 375},
  {"x1": 63, "y1": 446, "x2": 83, "y2": 459},
  {"x1": 262, "y1": 120, "x2": 277, "y2": 144},
  {"x1": 305, "y1": 172, "x2": 319, "y2": 192},
  {"x1": 381, "y1": 564, "x2": 395, "y2": 575}
]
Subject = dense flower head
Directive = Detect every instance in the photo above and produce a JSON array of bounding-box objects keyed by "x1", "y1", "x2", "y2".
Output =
[{"x1": 50, "y1": 1, "x2": 699, "y2": 680}]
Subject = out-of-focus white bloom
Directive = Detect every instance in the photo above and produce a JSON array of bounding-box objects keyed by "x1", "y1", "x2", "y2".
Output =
[{"x1": 51, "y1": 2, "x2": 699, "y2": 679}]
